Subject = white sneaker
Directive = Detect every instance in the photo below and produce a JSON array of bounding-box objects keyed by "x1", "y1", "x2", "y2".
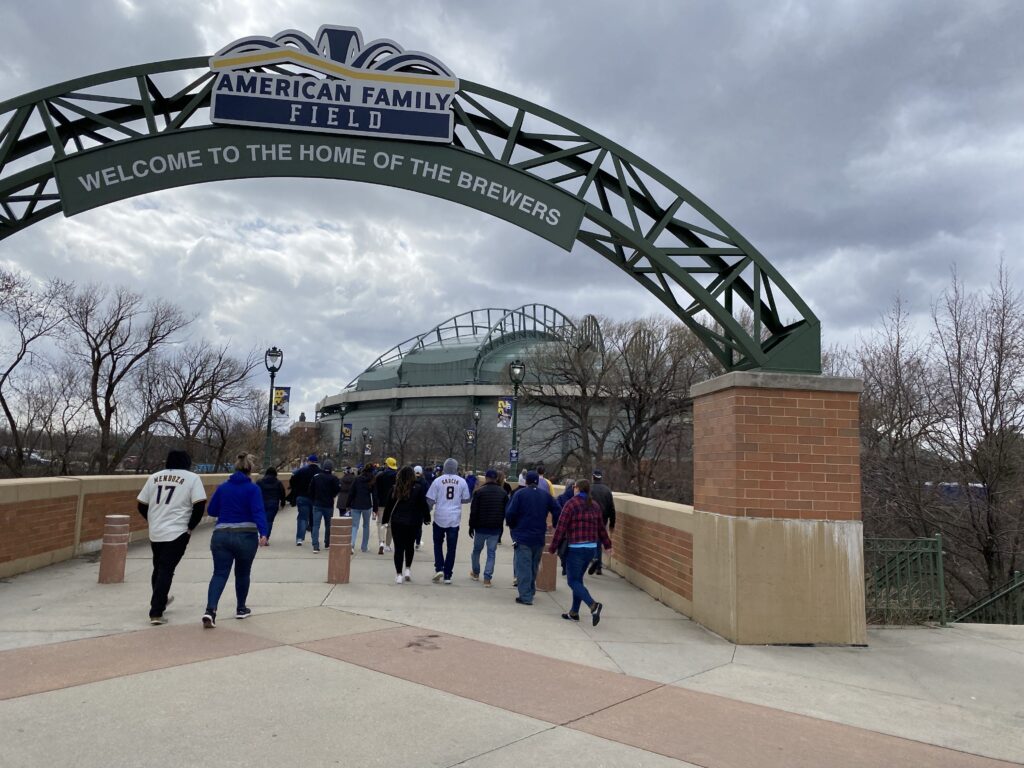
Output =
[
  {"x1": 442, "y1": 578, "x2": 452, "y2": 585},
  {"x1": 403, "y1": 568, "x2": 411, "y2": 582},
  {"x1": 378, "y1": 543, "x2": 385, "y2": 555},
  {"x1": 415, "y1": 543, "x2": 421, "y2": 550},
  {"x1": 432, "y1": 571, "x2": 443, "y2": 582},
  {"x1": 395, "y1": 574, "x2": 403, "y2": 584},
  {"x1": 386, "y1": 545, "x2": 393, "y2": 552},
  {"x1": 350, "y1": 546, "x2": 355, "y2": 554}
]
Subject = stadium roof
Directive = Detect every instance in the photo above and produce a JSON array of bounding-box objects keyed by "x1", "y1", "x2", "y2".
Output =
[{"x1": 346, "y1": 304, "x2": 575, "y2": 391}]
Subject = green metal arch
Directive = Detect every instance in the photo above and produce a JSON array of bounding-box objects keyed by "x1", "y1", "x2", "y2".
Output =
[{"x1": 0, "y1": 56, "x2": 820, "y2": 373}]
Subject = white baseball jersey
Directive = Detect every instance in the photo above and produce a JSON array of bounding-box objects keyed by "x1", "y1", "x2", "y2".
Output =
[
  {"x1": 426, "y1": 473, "x2": 471, "y2": 528},
  {"x1": 137, "y1": 469, "x2": 207, "y2": 542}
]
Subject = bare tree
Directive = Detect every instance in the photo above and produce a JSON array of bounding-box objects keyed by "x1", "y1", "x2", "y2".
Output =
[
  {"x1": 62, "y1": 285, "x2": 194, "y2": 473},
  {"x1": 0, "y1": 268, "x2": 69, "y2": 476}
]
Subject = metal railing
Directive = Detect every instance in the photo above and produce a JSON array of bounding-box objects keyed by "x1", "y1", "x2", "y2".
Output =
[
  {"x1": 953, "y1": 571, "x2": 1024, "y2": 625},
  {"x1": 864, "y1": 535, "x2": 947, "y2": 626}
]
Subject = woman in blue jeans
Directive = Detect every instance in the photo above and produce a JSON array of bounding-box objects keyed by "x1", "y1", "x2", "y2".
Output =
[
  {"x1": 548, "y1": 479, "x2": 612, "y2": 626},
  {"x1": 203, "y1": 453, "x2": 268, "y2": 628}
]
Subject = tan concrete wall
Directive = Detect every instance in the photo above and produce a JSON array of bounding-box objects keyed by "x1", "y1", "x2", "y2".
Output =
[{"x1": 692, "y1": 510, "x2": 867, "y2": 644}]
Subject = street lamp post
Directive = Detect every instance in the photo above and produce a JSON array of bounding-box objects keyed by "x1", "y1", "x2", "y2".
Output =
[
  {"x1": 508, "y1": 360, "x2": 526, "y2": 479},
  {"x1": 263, "y1": 346, "x2": 284, "y2": 469},
  {"x1": 472, "y1": 407, "x2": 481, "y2": 474},
  {"x1": 361, "y1": 426, "x2": 369, "y2": 462}
]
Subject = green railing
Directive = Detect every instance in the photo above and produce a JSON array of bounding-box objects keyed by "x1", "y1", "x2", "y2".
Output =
[
  {"x1": 864, "y1": 535, "x2": 947, "y2": 626},
  {"x1": 953, "y1": 571, "x2": 1024, "y2": 625}
]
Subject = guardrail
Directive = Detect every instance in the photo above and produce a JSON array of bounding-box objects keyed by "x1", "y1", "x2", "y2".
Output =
[
  {"x1": 864, "y1": 535, "x2": 947, "y2": 626},
  {"x1": 954, "y1": 571, "x2": 1024, "y2": 625}
]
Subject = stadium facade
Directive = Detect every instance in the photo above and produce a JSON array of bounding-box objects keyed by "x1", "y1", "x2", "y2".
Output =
[{"x1": 315, "y1": 304, "x2": 576, "y2": 472}]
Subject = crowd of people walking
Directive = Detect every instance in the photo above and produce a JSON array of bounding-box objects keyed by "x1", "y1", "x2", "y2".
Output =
[{"x1": 136, "y1": 450, "x2": 616, "y2": 628}]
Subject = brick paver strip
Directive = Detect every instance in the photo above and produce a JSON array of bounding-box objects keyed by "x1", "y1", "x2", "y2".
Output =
[
  {"x1": 0, "y1": 626, "x2": 280, "y2": 700},
  {"x1": 303, "y1": 626, "x2": 1014, "y2": 768},
  {"x1": 300, "y1": 625, "x2": 660, "y2": 723},
  {"x1": 571, "y1": 685, "x2": 1018, "y2": 768}
]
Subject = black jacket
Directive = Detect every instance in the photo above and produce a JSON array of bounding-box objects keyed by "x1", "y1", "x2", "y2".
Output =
[
  {"x1": 288, "y1": 463, "x2": 320, "y2": 501},
  {"x1": 337, "y1": 473, "x2": 356, "y2": 509},
  {"x1": 468, "y1": 482, "x2": 508, "y2": 534},
  {"x1": 256, "y1": 475, "x2": 287, "y2": 510},
  {"x1": 310, "y1": 471, "x2": 341, "y2": 507},
  {"x1": 374, "y1": 468, "x2": 397, "y2": 512},
  {"x1": 381, "y1": 483, "x2": 430, "y2": 527},
  {"x1": 346, "y1": 473, "x2": 377, "y2": 510},
  {"x1": 590, "y1": 482, "x2": 616, "y2": 530}
]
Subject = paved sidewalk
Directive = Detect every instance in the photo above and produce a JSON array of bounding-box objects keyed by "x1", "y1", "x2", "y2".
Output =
[{"x1": 0, "y1": 521, "x2": 1021, "y2": 766}]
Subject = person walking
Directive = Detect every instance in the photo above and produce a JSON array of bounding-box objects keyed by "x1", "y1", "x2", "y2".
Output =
[
  {"x1": 202, "y1": 453, "x2": 269, "y2": 628},
  {"x1": 345, "y1": 464, "x2": 377, "y2": 554},
  {"x1": 467, "y1": 469, "x2": 508, "y2": 587},
  {"x1": 136, "y1": 450, "x2": 207, "y2": 624},
  {"x1": 495, "y1": 470, "x2": 513, "y2": 545},
  {"x1": 413, "y1": 465, "x2": 427, "y2": 550},
  {"x1": 555, "y1": 479, "x2": 576, "y2": 575},
  {"x1": 288, "y1": 454, "x2": 321, "y2": 546},
  {"x1": 588, "y1": 469, "x2": 617, "y2": 575},
  {"x1": 309, "y1": 461, "x2": 341, "y2": 552},
  {"x1": 381, "y1": 465, "x2": 431, "y2": 584},
  {"x1": 505, "y1": 470, "x2": 560, "y2": 605},
  {"x1": 256, "y1": 467, "x2": 286, "y2": 543},
  {"x1": 426, "y1": 457, "x2": 470, "y2": 583},
  {"x1": 465, "y1": 471, "x2": 477, "y2": 495},
  {"x1": 549, "y1": 478, "x2": 612, "y2": 625},
  {"x1": 374, "y1": 457, "x2": 398, "y2": 555}
]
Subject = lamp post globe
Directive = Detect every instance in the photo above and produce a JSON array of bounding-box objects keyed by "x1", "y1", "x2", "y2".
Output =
[
  {"x1": 508, "y1": 360, "x2": 526, "y2": 479},
  {"x1": 263, "y1": 346, "x2": 284, "y2": 469}
]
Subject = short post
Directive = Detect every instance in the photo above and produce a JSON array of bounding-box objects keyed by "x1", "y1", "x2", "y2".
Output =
[
  {"x1": 536, "y1": 525, "x2": 556, "y2": 592},
  {"x1": 328, "y1": 514, "x2": 352, "y2": 584},
  {"x1": 98, "y1": 514, "x2": 131, "y2": 584}
]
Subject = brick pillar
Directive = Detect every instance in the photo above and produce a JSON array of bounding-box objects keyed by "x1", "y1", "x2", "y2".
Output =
[
  {"x1": 327, "y1": 515, "x2": 352, "y2": 584},
  {"x1": 536, "y1": 525, "x2": 556, "y2": 592},
  {"x1": 97, "y1": 514, "x2": 130, "y2": 584},
  {"x1": 690, "y1": 372, "x2": 866, "y2": 645}
]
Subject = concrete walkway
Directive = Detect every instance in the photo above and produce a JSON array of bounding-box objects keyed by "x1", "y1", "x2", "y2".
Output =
[{"x1": 0, "y1": 521, "x2": 1021, "y2": 767}]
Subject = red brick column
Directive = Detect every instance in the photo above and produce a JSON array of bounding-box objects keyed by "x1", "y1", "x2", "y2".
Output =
[
  {"x1": 690, "y1": 372, "x2": 866, "y2": 645},
  {"x1": 536, "y1": 525, "x2": 556, "y2": 592},
  {"x1": 97, "y1": 514, "x2": 131, "y2": 584},
  {"x1": 328, "y1": 515, "x2": 352, "y2": 584}
]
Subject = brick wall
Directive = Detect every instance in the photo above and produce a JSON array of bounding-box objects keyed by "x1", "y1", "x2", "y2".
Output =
[
  {"x1": 694, "y1": 385, "x2": 860, "y2": 521},
  {"x1": 612, "y1": 513, "x2": 693, "y2": 601},
  {"x1": 0, "y1": 495, "x2": 79, "y2": 565},
  {"x1": 0, "y1": 474, "x2": 231, "y2": 578}
]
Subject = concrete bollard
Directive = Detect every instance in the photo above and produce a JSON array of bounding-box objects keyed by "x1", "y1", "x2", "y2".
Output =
[
  {"x1": 327, "y1": 514, "x2": 352, "y2": 584},
  {"x1": 536, "y1": 525, "x2": 557, "y2": 592},
  {"x1": 98, "y1": 514, "x2": 131, "y2": 584}
]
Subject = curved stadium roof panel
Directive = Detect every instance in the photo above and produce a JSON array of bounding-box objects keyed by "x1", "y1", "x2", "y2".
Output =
[{"x1": 348, "y1": 304, "x2": 575, "y2": 390}]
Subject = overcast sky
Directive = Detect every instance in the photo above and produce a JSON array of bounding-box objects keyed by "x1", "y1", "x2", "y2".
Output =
[{"x1": 1, "y1": 0, "x2": 1021, "y2": 419}]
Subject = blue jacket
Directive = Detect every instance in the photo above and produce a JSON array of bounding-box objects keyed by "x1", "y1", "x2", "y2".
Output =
[
  {"x1": 505, "y1": 485, "x2": 560, "y2": 546},
  {"x1": 208, "y1": 472, "x2": 269, "y2": 537}
]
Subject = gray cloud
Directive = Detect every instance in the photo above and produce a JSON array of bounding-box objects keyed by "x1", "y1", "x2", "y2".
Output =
[{"x1": 1, "y1": 1, "x2": 1022, "y2": 417}]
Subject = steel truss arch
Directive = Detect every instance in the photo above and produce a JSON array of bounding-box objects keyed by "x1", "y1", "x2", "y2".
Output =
[{"x1": 0, "y1": 56, "x2": 820, "y2": 373}]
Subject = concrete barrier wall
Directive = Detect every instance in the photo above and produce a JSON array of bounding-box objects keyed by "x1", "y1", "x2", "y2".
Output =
[{"x1": 0, "y1": 474, "x2": 233, "y2": 579}]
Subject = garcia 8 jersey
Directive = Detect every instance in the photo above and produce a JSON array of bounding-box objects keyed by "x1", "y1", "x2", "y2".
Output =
[{"x1": 426, "y1": 474, "x2": 471, "y2": 527}]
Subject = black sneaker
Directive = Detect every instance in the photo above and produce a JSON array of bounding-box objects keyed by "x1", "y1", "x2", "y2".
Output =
[
  {"x1": 591, "y1": 602, "x2": 603, "y2": 626},
  {"x1": 236, "y1": 607, "x2": 252, "y2": 620},
  {"x1": 202, "y1": 611, "x2": 216, "y2": 629},
  {"x1": 515, "y1": 597, "x2": 533, "y2": 605},
  {"x1": 587, "y1": 560, "x2": 599, "y2": 576}
]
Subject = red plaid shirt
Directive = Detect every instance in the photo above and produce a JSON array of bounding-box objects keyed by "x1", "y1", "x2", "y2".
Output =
[{"x1": 550, "y1": 493, "x2": 612, "y2": 553}]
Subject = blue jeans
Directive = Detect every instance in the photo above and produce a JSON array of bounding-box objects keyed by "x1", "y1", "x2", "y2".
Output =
[
  {"x1": 311, "y1": 505, "x2": 333, "y2": 550},
  {"x1": 565, "y1": 545, "x2": 598, "y2": 614},
  {"x1": 206, "y1": 528, "x2": 259, "y2": 613},
  {"x1": 513, "y1": 542, "x2": 544, "y2": 604},
  {"x1": 350, "y1": 509, "x2": 371, "y2": 551},
  {"x1": 295, "y1": 496, "x2": 313, "y2": 542},
  {"x1": 433, "y1": 524, "x2": 459, "y2": 579},
  {"x1": 470, "y1": 531, "x2": 500, "y2": 580}
]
